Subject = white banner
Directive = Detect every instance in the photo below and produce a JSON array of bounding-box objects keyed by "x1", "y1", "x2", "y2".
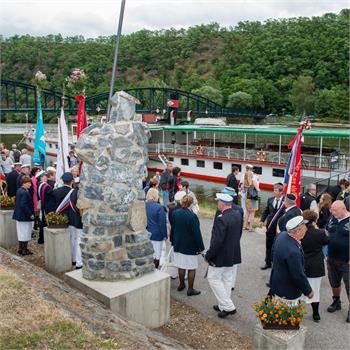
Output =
[{"x1": 55, "y1": 108, "x2": 69, "y2": 187}]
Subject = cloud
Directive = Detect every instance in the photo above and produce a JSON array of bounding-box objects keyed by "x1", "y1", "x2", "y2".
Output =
[{"x1": 0, "y1": 0, "x2": 348, "y2": 38}]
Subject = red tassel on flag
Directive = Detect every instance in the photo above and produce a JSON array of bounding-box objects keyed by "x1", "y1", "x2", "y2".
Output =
[{"x1": 75, "y1": 95, "x2": 87, "y2": 139}]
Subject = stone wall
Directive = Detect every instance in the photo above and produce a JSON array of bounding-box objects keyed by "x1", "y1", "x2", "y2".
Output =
[{"x1": 75, "y1": 91, "x2": 155, "y2": 281}]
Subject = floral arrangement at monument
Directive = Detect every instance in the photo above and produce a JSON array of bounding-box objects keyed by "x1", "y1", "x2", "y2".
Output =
[
  {"x1": 253, "y1": 297, "x2": 306, "y2": 330},
  {"x1": 46, "y1": 212, "x2": 69, "y2": 228},
  {"x1": 65, "y1": 69, "x2": 87, "y2": 96},
  {"x1": 0, "y1": 195, "x2": 16, "y2": 210}
]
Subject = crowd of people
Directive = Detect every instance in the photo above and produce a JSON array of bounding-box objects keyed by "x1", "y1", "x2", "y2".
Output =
[
  {"x1": 0, "y1": 143, "x2": 83, "y2": 269},
  {"x1": 144, "y1": 162, "x2": 349, "y2": 322}
]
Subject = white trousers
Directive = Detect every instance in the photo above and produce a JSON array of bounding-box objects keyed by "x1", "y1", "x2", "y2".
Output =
[
  {"x1": 207, "y1": 266, "x2": 236, "y2": 312},
  {"x1": 69, "y1": 226, "x2": 82, "y2": 267},
  {"x1": 232, "y1": 264, "x2": 238, "y2": 289}
]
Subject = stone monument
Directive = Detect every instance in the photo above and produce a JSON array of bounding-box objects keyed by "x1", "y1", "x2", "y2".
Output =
[
  {"x1": 65, "y1": 91, "x2": 170, "y2": 328},
  {"x1": 75, "y1": 91, "x2": 155, "y2": 281}
]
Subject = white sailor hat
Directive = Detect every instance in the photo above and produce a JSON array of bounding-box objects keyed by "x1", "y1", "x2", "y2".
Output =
[
  {"x1": 21, "y1": 164, "x2": 31, "y2": 168},
  {"x1": 246, "y1": 164, "x2": 254, "y2": 169},
  {"x1": 174, "y1": 191, "x2": 187, "y2": 202},
  {"x1": 222, "y1": 187, "x2": 237, "y2": 197},
  {"x1": 34, "y1": 163, "x2": 41, "y2": 166},
  {"x1": 35, "y1": 170, "x2": 45, "y2": 178},
  {"x1": 286, "y1": 216, "x2": 308, "y2": 232},
  {"x1": 13, "y1": 162, "x2": 22, "y2": 167},
  {"x1": 215, "y1": 193, "x2": 233, "y2": 204},
  {"x1": 46, "y1": 166, "x2": 56, "y2": 172}
]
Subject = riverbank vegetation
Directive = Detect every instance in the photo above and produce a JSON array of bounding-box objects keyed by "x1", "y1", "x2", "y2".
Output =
[{"x1": 1, "y1": 10, "x2": 348, "y2": 122}]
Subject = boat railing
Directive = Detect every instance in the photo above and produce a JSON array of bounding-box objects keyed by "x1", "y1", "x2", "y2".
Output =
[{"x1": 148, "y1": 143, "x2": 349, "y2": 172}]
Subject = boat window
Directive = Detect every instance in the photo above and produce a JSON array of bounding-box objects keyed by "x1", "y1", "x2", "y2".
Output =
[
  {"x1": 272, "y1": 168, "x2": 285, "y2": 177},
  {"x1": 49, "y1": 144, "x2": 52, "y2": 148},
  {"x1": 181, "y1": 158, "x2": 189, "y2": 166},
  {"x1": 253, "y1": 166, "x2": 262, "y2": 175},
  {"x1": 168, "y1": 157, "x2": 174, "y2": 161},
  {"x1": 231, "y1": 163, "x2": 241, "y2": 172},
  {"x1": 197, "y1": 160, "x2": 205, "y2": 168},
  {"x1": 55, "y1": 144, "x2": 58, "y2": 149},
  {"x1": 213, "y1": 162, "x2": 223, "y2": 170}
]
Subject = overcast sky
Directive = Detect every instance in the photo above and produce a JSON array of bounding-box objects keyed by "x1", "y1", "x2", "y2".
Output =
[{"x1": 0, "y1": 0, "x2": 348, "y2": 38}]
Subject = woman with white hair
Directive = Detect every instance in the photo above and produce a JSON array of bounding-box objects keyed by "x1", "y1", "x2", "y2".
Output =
[{"x1": 145, "y1": 188, "x2": 167, "y2": 268}]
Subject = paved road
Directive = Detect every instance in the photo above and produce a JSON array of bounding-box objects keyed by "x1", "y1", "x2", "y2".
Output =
[{"x1": 169, "y1": 218, "x2": 350, "y2": 350}]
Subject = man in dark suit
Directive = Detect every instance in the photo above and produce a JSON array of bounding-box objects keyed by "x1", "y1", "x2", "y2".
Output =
[
  {"x1": 277, "y1": 194, "x2": 302, "y2": 233},
  {"x1": 6, "y1": 162, "x2": 22, "y2": 197},
  {"x1": 52, "y1": 172, "x2": 73, "y2": 210},
  {"x1": 226, "y1": 166, "x2": 239, "y2": 204},
  {"x1": 206, "y1": 193, "x2": 243, "y2": 318},
  {"x1": 270, "y1": 216, "x2": 314, "y2": 303},
  {"x1": 259, "y1": 183, "x2": 284, "y2": 270},
  {"x1": 300, "y1": 183, "x2": 318, "y2": 212}
]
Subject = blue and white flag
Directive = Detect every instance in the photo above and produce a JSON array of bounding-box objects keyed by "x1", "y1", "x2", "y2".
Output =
[{"x1": 33, "y1": 97, "x2": 46, "y2": 165}]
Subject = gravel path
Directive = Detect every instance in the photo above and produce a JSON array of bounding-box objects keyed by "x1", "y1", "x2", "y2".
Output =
[{"x1": 170, "y1": 218, "x2": 350, "y2": 350}]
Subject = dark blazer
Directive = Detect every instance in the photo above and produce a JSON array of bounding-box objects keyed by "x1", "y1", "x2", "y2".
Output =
[
  {"x1": 6, "y1": 170, "x2": 19, "y2": 197},
  {"x1": 38, "y1": 182, "x2": 55, "y2": 214},
  {"x1": 301, "y1": 226, "x2": 329, "y2": 278},
  {"x1": 68, "y1": 189, "x2": 83, "y2": 229},
  {"x1": 145, "y1": 201, "x2": 167, "y2": 241},
  {"x1": 52, "y1": 185, "x2": 72, "y2": 211},
  {"x1": 206, "y1": 207, "x2": 243, "y2": 267},
  {"x1": 277, "y1": 206, "x2": 302, "y2": 232},
  {"x1": 173, "y1": 208, "x2": 204, "y2": 255},
  {"x1": 270, "y1": 232, "x2": 312, "y2": 300},
  {"x1": 13, "y1": 187, "x2": 34, "y2": 221},
  {"x1": 168, "y1": 203, "x2": 182, "y2": 244},
  {"x1": 226, "y1": 174, "x2": 239, "y2": 204},
  {"x1": 261, "y1": 196, "x2": 283, "y2": 229},
  {"x1": 317, "y1": 206, "x2": 331, "y2": 229}
]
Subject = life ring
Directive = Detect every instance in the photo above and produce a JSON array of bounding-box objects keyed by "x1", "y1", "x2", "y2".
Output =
[
  {"x1": 196, "y1": 145, "x2": 204, "y2": 155},
  {"x1": 256, "y1": 150, "x2": 267, "y2": 162}
]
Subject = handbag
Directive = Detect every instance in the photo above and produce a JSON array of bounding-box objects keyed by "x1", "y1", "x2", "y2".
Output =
[{"x1": 247, "y1": 185, "x2": 258, "y2": 200}]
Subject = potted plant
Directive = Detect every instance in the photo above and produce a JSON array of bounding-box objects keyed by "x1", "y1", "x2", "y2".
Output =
[
  {"x1": 46, "y1": 212, "x2": 69, "y2": 228},
  {"x1": 0, "y1": 195, "x2": 16, "y2": 210},
  {"x1": 252, "y1": 297, "x2": 306, "y2": 330}
]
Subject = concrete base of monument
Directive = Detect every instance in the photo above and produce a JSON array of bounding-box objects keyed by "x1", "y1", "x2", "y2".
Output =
[
  {"x1": 253, "y1": 322, "x2": 307, "y2": 350},
  {"x1": 65, "y1": 269, "x2": 170, "y2": 328},
  {"x1": 0, "y1": 210, "x2": 17, "y2": 249}
]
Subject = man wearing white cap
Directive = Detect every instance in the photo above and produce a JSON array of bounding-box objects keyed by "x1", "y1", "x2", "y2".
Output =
[
  {"x1": 205, "y1": 193, "x2": 243, "y2": 318},
  {"x1": 16, "y1": 164, "x2": 31, "y2": 191},
  {"x1": 270, "y1": 216, "x2": 314, "y2": 304}
]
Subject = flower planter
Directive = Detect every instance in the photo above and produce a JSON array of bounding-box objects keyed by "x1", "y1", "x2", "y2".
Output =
[
  {"x1": 47, "y1": 224, "x2": 69, "y2": 229},
  {"x1": 262, "y1": 321, "x2": 299, "y2": 330}
]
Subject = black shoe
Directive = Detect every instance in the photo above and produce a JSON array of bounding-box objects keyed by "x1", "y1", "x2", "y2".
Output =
[
  {"x1": 312, "y1": 313, "x2": 321, "y2": 322},
  {"x1": 24, "y1": 250, "x2": 33, "y2": 256},
  {"x1": 76, "y1": 266, "x2": 83, "y2": 270},
  {"x1": 327, "y1": 298, "x2": 341, "y2": 313},
  {"x1": 177, "y1": 284, "x2": 186, "y2": 292},
  {"x1": 260, "y1": 264, "x2": 272, "y2": 270},
  {"x1": 346, "y1": 310, "x2": 350, "y2": 323},
  {"x1": 18, "y1": 250, "x2": 26, "y2": 256},
  {"x1": 218, "y1": 309, "x2": 237, "y2": 318},
  {"x1": 187, "y1": 289, "x2": 201, "y2": 296},
  {"x1": 213, "y1": 305, "x2": 220, "y2": 312}
]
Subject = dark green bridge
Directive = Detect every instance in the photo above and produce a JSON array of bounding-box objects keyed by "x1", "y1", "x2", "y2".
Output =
[{"x1": 0, "y1": 79, "x2": 266, "y2": 120}]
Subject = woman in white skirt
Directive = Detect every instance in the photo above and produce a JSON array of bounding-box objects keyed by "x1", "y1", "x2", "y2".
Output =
[
  {"x1": 145, "y1": 188, "x2": 167, "y2": 268},
  {"x1": 301, "y1": 210, "x2": 329, "y2": 322},
  {"x1": 172, "y1": 195, "x2": 205, "y2": 296},
  {"x1": 12, "y1": 175, "x2": 35, "y2": 256}
]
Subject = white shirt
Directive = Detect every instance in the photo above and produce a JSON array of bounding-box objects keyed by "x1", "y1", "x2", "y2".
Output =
[
  {"x1": 0, "y1": 157, "x2": 13, "y2": 173},
  {"x1": 273, "y1": 197, "x2": 283, "y2": 210},
  {"x1": 20, "y1": 154, "x2": 32, "y2": 166}
]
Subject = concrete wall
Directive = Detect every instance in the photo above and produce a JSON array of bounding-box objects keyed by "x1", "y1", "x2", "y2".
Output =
[{"x1": 0, "y1": 210, "x2": 17, "y2": 249}]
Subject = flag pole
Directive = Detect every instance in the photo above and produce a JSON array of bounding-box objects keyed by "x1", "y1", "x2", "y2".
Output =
[
  {"x1": 60, "y1": 96, "x2": 66, "y2": 174},
  {"x1": 106, "y1": 0, "x2": 126, "y2": 122}
]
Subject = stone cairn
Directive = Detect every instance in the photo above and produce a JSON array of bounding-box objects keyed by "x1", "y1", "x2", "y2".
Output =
[{"x1": 75, "y1": 91, "x2": 155, "y2": 281}]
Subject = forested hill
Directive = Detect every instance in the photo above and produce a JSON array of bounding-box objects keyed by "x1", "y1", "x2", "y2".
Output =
[{"x1": 1, "y1": 10, "x2": 349, "y2": 119}]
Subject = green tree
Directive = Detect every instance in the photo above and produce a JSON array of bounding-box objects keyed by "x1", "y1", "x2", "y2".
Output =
[
  {"x1": 192, "y1": 85, "x2": 223, "y2": 104},
  {"x1": 289, "y1": 75, "x2": 315, "y2": 115},
  {"x1": 226, "y1": 91, "x2": 253, "y2": 109}
]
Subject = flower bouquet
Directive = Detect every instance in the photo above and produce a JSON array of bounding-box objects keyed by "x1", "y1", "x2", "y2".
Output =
[
  {"x1": 33, "y1": 70, "x2": 48, "y2": 93},
  {"x1": 0, "y1": 195, "x2": 15, "y2": 210},
  {"x1": 252, "y1": 297, "x2": 306, "y2": 330},
  {"x1": 65, "y1": 69, "x2": 87, "y2": 96},
  {"x1": 46, "y1": 212, "x2": 69, "y2": 228}
]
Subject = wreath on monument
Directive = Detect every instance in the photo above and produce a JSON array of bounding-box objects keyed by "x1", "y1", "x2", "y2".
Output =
[{"x1": 65, "y1": 68, "x2": 87, "y2": 96}]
